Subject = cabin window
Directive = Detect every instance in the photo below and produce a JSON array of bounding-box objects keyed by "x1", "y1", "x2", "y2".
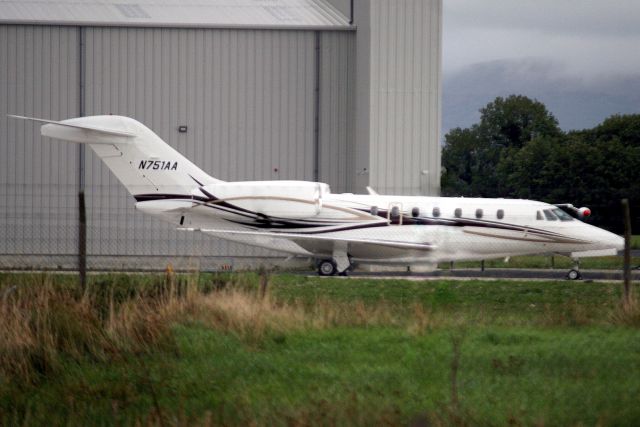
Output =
[
  {"x1": 497, "y1": 209, "x2": 504, "y2": 220},
  {"x1": 475, "y1": 208, "x2": 483, "y2": 219},
  {"x1": 552, "y1": 208, "x2": 574, "y2": 221},
  {"x1": 536, "y1": 211, "x2": 544, "y2": 220},
  {"x1": 432, "y1": 207, "x2": 441, "y2": 217},
  {"x1": 371, "y1": 206, "x2": 378, "y2": 216},
  {"x1": 390, "y1": 206, "x2": 400, "y2": 218},
  {"x1": 543, "y1": 209, "x2": 557, "y2": 221},
  {"x1": 411, "y1": 207, "x2": 420, "y2": 218},
  {"x1": 454, "y1": 208, "x2": 462, "y2": 218}
]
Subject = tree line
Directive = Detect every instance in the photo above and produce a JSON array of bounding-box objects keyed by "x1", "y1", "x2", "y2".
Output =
[{"x1": 441, "y1": 95, "x2": 640, "y2": 232}]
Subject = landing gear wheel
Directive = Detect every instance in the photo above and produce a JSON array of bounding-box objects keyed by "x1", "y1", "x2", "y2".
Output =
[
  {"x1": 318, "y1": 259, "x2": 337, "y2": 276},
  {"x1": 567, "y1": 269, "x2": 582, "y2": 280}
]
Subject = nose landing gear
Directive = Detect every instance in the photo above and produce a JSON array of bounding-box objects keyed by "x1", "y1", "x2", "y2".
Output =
[
  {"x1": 566, "y1": 259, "x2": 582, "y2": 280},
  {"x1": 566, "y1": 269, "x2": 582, "y2": 280}
]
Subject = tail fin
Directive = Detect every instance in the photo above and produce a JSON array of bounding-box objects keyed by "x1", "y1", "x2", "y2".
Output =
[{"x1": 10, "y1": 115, "x2": 221, "y2": 196}]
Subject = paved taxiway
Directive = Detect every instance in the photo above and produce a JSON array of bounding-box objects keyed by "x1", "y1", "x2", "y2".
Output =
[{"x1": 305, "y1": 267, "x2": 640, "y2": 281}]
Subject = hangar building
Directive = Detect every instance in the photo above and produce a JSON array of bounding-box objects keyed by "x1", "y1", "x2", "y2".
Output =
[{"x1": 0, "y1": 0, "x2": 442, "y2": 270}]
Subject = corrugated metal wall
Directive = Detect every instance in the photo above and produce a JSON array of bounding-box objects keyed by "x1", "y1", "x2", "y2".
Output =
[
  {"x1": 366, "y1": 0, "x2": 442, "y2": 196},
  {"x1": 0, "y1": 24, "x2": 357, "y2": 267},
  {"x1": 0, "y1": 7, "x2": 443, "y2": 268},
  {"x1": 83, "y1": 27, "x2": 318, "y2": 257},
  {"x1": 318, "y1": 31, "x2": 355, "y2": 194},
  {"x1": 0, "y1": 25, "x2": 80, "y2": 258}
]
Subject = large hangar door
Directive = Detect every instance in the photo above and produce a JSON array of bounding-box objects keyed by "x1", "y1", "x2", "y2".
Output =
[
  {"x1": 318, "y1": 31, "x2": 356, "y2": 194},
  {"x1": 83, "y1": 27, "x2": 316, "y2": 264},
  {"x1": 0, "y1": 25, "x2": 80, "y2": 266}
]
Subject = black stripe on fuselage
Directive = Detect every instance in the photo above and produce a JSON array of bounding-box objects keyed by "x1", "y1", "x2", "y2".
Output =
[
  {"x1": 134, "y1": 193, "x2": 208, "y2": 203},
  {"x1": 133, "y1": 193, "x2": 587, "y2": 243},
  {"x1": 226, "y1": 219, "x2": 389, "y2": 234},
  {"x1": 189, "y1": 174, "x2": 204, "y2": 186}
]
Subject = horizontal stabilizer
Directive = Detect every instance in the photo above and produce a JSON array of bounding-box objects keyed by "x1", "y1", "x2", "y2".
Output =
[
  {"x1": 8, "y1": 115, "x2": 137, "y2": 139},
  {"x1": 200, "y1": 228, "x2": 435, "y2": 251}
]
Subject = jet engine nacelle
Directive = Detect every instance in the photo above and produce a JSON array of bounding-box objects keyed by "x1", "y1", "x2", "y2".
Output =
[
  {"x1": 578, "y1": 207, "x2": 591, "y2": 219},
  {"x1": 555, "y1": 203, "x2": 592, "y2": 220},
  {"x1": 196, "y1": 181, "x2": 329, "y2": 219}
]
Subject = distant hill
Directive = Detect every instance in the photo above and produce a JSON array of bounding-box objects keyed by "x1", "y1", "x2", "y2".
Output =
[{"x1": 443, "y1": 58, "x2": 640, "y2": 136}]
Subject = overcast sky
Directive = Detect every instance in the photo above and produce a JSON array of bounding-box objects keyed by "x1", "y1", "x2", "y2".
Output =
[{"x1": 443, "y1": 0, "x2": 640, "y2": 78}]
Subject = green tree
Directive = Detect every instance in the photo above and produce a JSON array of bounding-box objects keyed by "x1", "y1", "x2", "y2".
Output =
[
  {"x1": 441, "y1": 127, "x2": 481, "y2": 196},
  {"x1": 442, "y1": 95, "x2": 561, "y2": 197},
  {"x1": 477, "y1": 95, "x2": 561, "y2": 148},
  {"x1": 500, "y1": 117, "x2": 640, "y2": 232},
  {"x1": 442, "y1": 98, "x2": 640, "y2": 232},
  {"x1": 587, "y1": 114, "x2": 640, "y2": 147}
]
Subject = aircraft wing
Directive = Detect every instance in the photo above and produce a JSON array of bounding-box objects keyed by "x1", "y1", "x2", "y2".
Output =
[{"x1": 199, "y1": 228, "x2": 435, "y2": 252}]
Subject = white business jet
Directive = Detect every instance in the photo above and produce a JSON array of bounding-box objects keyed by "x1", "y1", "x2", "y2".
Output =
[{"x1": 11, "y1": 115, "x2": 624, "y2": 278}]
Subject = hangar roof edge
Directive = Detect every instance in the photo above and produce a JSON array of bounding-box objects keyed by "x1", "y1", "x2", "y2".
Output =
[{"x1": 0, "y1": 0, "x2": 353, "y2": 30}]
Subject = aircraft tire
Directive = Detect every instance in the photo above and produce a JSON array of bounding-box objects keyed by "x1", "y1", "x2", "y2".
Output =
[
  {"x1": 566, "y1": 269, "x2": 582, "y2": 280},
  {"x1": 318, "y1": 259, "x2": 337, "y2": 276}
]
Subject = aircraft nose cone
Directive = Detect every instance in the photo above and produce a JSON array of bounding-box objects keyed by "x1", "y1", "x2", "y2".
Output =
[
  {"x1": 588, "y1": 226, "x2": 625, "y2": 252},
  {"x1": 599, "y1": 229, "x2": 625, "y2": 252},
  {"x1": 614, "y1": 234, "x2": 625, "y2": 252}
]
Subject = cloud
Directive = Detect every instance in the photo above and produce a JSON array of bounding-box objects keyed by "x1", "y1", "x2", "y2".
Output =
[
  {"x1": 443, "y1": 58, "x2": 640, "y2": 133},
  {"x1": 444, "y1": 0, "x2": 640, "y2": 77},
  {"x1": 445, "y1": 0, "x2": 640, "y2": 37}
]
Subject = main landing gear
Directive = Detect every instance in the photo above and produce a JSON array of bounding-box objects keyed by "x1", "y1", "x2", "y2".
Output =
[
  {"x1": 317, "y1": 258, "x2": 352, "y2": 276},
  {"x1": 317, "y1": 243, "x2": 352, "y2": 276},
  {"x1": 318, "y1": 259, "x2": 337, "y2": 276}
]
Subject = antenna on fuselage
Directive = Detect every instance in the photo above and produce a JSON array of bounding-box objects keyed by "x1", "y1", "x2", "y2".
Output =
[{"x1": 366, "y1": 186, "x2": 379, "y2": 196}]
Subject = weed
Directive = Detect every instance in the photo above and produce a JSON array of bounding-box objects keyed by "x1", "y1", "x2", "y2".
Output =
[
  {"x1": 541, "y1": 299, "x2": 591, "y2": 327},
  {"x1": 611, "y1": 297, "x2": 640, "y2": 326}
]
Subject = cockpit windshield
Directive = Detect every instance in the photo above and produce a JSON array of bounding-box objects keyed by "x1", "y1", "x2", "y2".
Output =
[
  {"x1": 542, "y1": 209, "x2": 557, "y2": 221},
  {"x1": 552, "y1": 208, "x2": 574, "y2": 221}
]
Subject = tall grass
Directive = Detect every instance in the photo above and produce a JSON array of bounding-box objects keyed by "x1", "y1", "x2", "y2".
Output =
[
  {"x1": 0, "y1": 272, "x2": 461, "y2": 388},
  {"x1": 1, "y1": 273, "x2": 640, "y2": 425},
  {"x1": 0, "y1": 275, "x2": 181, "y2": 386},
  {"x1": 2, "y1": 272, "x2": 639, "y2": 385}
]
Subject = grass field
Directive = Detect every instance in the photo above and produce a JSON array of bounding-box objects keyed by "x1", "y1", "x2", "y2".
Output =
[
  {"x1": 1, "y1": 272, "x2": 639, "y2": 426},
  {"x1": 439, "y1": 254, "x2": 640, "y2": 270},
  {"x1": 437, "y1": 235, "x2": 640, "y2": 270}
]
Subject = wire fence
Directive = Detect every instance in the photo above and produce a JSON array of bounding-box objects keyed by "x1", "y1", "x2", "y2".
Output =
[{"x1": 0, "y1": 185, "x2": 301, "y2": 272}]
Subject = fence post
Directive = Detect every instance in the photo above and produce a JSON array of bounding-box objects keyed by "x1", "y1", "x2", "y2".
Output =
[
  {"x1": 78, "y1": 190, "x2": 87, "y2": 292},
  {"x1": 259, "y1": 266, "x2": 270, "y2": 300},
  {"x1": 622, "y1": 199, "x2": 632, "y2": 305}
]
